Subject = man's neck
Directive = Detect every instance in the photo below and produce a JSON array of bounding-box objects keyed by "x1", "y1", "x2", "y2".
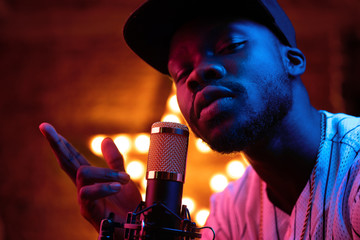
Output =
[{"x1": 244, "y1": 106, "x2": 321, "y2": 215}]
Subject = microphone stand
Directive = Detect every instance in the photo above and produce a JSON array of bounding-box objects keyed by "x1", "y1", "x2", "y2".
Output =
[{"x1": 98, "y1": 202, "x2": 204, "y2": 240}]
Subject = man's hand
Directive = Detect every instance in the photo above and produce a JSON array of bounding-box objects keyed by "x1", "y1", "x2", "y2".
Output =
[{"x1": 39, "y1": 123, "x2": 142, "y2": 237}]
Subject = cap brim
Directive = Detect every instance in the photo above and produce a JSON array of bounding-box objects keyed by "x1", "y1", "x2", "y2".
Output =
[{"x1": 123, "y1": 0, "x2": 291, "y2": 75}]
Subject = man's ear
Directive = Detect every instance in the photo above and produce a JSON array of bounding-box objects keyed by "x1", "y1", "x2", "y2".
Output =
[{"x1": 284, "y1": 47, "x2": 306, "y2": 77}]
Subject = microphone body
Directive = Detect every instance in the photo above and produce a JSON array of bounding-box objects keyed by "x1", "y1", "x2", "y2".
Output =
[{"x1": 143, "y1": 122, "x2": 189, "y2": 240}]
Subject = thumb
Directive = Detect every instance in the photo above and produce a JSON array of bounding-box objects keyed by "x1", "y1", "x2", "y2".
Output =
[{"x1": 101, "y1": 137, "x2": 126, "y2": 172}]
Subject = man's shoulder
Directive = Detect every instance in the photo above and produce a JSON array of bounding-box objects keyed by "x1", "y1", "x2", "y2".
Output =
[
  {"x1": 321, "y1": 111, "x2": 360, "y2": 157},
  {"x1": 323, "y1": 111, "x2": 360, "y2": 150}
]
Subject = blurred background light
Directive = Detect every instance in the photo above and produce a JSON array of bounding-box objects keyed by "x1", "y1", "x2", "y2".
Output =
[
  {"x1": 195, "y1": 209, "x2": 210, "y2": 227},
  {"x1": 114, "y1": 134, "x2": 131, "y2": 155},
  {"x1": 126, "y1": 160, "x2": 145, "y2": 180},
  {"x1": 90, "y1": 135, "x2": 106, "y2": 156},
  {"x1": 210, "y1": 174, "x2": 229, "y2": 193},
  {"x1": 167, "y1": 94, "x2": 181, "y2": 113},
  {"x1": 161, "y1": 114, "x2": 181, "y2": 123},
  {"x1": 182, "y1": 197, "x2": 195, "y2": 214},
  {"x1": 134, "y1": 134, "x2": 150, "y2": 153},
  {"x1": 141, "y1": 177, "x2": 147, "y2": 191},
  {"x1": 195, "y1": 138, "x2": 211, "y2": 153},
  {"x1": 141, "y1": 193, "x2": 146, "y2": 201},
  {"x1": 226, "y1": 160, "x2": 246, "y2": 179}
]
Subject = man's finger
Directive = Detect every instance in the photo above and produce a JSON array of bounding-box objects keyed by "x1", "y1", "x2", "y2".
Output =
[
  {"x1": 60, "y1": 135, "x2": 90, "y2": 166},
  {"x1": 39, "y1": 122, "x2": 82, "y2": 181},
  {"x1": 101, "y1": 138, "x2": 125, "y2": 171},
  {"x1": 76, "y1": 165, "x2": 130, "y2": 188},
  {"x1": 78, "y1": 182, "x2": 122, "y2": 201}
]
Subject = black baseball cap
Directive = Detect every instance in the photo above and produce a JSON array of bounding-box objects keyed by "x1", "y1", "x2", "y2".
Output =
[{"x1": 123, "y1": 0, "x2": 296, "y2": 75}]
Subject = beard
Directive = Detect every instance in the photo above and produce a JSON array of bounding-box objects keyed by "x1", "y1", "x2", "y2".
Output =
[{"x1": 196, "y1": 73, "x2": 293, "y2": 154}]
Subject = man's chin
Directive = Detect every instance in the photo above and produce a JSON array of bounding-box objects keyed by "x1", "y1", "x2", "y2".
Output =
[
  {"x1": 206, "y1": 135, "x2": 248, "y2": 154},
  {"x1": 199, "y1": 124, "x2": 250, "y2": 154},
  {"x1": 190, "y1": 111, "x2": 270, "y2": 154},
  {"x1": 198, "y1": 114, "x2": 271, "y2": 154}
]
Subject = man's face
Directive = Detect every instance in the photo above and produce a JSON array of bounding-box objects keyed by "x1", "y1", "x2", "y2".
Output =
[{"x1": 168, "y1": 18, "x2": 293, "y2": 153}]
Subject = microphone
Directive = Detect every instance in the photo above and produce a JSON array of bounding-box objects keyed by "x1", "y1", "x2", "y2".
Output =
[
  {"x1": 143, "y1": 122, "x2": 189, "y2": 239},
  {"x1": 98, "y1": 122, "x2": 205, "y2": 239}
]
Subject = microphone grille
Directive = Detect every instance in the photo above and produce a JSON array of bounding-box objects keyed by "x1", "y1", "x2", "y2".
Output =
[{"x1": 147, "y1": 122, "x2": 189, "y2": 177}]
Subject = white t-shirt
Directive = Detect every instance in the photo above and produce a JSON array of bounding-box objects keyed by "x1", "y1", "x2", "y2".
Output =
[{"x1": 202, "y1": 111, "x2": 360, "y2": 239}]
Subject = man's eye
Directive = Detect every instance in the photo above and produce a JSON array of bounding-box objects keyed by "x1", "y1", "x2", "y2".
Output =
[{"x1": 217, "y1": 41, "x2": 246, "y2": 55}]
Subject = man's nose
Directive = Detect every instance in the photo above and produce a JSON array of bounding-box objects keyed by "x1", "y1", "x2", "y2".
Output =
[{"x1": 187, "y1": 63, "x2": 226, "y2": 92}]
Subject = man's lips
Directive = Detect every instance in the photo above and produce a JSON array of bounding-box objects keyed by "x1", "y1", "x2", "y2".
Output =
[{"x1": 194, "y1": 86, "x2": 235, "y2": 119}]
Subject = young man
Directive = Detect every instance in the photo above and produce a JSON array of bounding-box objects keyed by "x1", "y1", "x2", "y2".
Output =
[{"x1": 40, "y1": 0, "x2": 360, "y2": 239}]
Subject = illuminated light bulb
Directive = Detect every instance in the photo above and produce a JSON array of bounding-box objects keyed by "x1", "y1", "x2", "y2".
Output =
[
  {"x1": 141, "y1": 177, "x2": 147, "y2": 190},
  {"x1": 90, "y1": 135, "x2": 106, "y2": 156},
  {"x1": 167, "y1": 94, "x2": 181, "y2": 113},
  {"x1": 210, "y1": 174, "x2": 229, "y2": 192},
  {"x1": 114, "y1": 135, "x2": 131, "y2": 155},
  {"x1": 195, "y1": 209, "x2": 210, "y2": 226},
  {"x1": 141, "y1": 193, "x2": 146, "y2": 201},
  {"x1": 134, "y1": 134, "x2": 150, "y2": 153},
  {"x1": 161, "y1": 114, "x2": 181, "y2": 123},
  {"x1": 126, "y1": 160, "x2": 145, "y2": 180},
  {"x1": 196, "y1": 138, "x2": 211, "y2": 153},
  {"x1": 226, "y1": 160, "x2": 246, "y2": 179},
  {"x1": 182, "y1": 197, "x2": 195, "y2": 214}
]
